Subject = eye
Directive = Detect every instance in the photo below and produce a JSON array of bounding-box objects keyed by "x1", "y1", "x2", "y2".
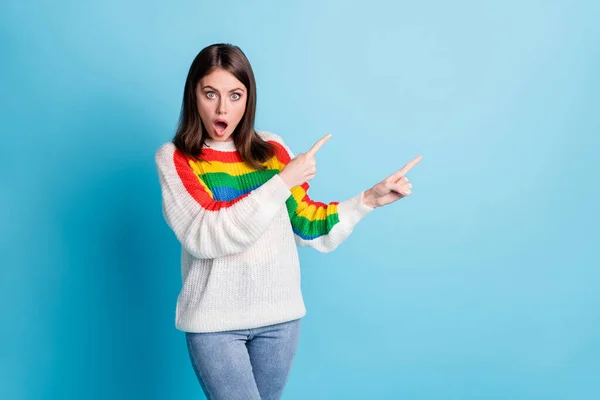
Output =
[
  {"x1": 231, "y1": 93, "x2": 241, "y2": 101},
  {"x1": 206, "y1": 92, "x2": 217, "y2": 99}
]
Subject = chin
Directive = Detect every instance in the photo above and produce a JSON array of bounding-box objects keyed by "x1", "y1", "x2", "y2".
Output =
[{"x1": 208, "y1": 133, "x2": 233, "y2": 142}]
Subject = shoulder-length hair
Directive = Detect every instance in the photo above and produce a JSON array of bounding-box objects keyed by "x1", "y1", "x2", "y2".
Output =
[{"x1": 172, "y1": 43, "x2": 274, "y2": 170}]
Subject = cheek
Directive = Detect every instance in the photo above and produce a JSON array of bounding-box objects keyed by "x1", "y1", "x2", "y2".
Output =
[
  {"x1": 233, "y1": 101, "x2": 247, "y2": 120},
  {"x1": 197, "y1": 98, "x2": 210, "y2": 113},
  {"x1": 197, "y1": 101, "x2": 212, "y2": 126},
  {"x1": 199, "y1": 100, "x2": 215, "y2": 118}
]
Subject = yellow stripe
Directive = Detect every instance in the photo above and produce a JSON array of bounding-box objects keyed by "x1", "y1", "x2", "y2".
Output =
[
  {"x1": 263, "y1": 157, "x2": 286, "y2": 170},
  {"x1": 188, "y1": 160, "x2": 214, "y2": 198},
  {"x1": 290, "y1": 186, "x2": 338, "y2": 220},
  {"x1": 190, "y1": 156, "x2": 286, "y2": 176}
]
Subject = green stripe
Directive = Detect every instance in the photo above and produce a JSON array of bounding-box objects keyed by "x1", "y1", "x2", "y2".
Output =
[
  {"x1": 200, "y1": 169, "x2": 277, "y2": 191},
  {"x1": 286, "y1": 196, "x2": 340, "y2": 238}
]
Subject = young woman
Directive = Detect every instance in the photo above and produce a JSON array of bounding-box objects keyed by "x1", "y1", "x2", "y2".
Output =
[{"x1": 155, "y1": 43, "x2": 421, "y2": 400}]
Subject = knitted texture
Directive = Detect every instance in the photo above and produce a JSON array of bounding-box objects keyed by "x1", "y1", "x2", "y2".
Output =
[{"x1": 155, "y1": 130, "x2": 374, "y2": 332}]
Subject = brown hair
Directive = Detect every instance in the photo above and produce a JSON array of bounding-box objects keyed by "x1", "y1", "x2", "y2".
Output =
[{"x1": 172, "y1": 43, "x2": 274, "y2": 170}]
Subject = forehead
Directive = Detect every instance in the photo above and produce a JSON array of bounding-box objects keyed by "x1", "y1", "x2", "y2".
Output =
[{"x1": 199, "y1": 68, "x2": 245, "y2": 90}]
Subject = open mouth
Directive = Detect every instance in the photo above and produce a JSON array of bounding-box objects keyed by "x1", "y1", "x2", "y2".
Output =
[{"x1": 214, "y1": 120, "x2": 228, "y2": 134}]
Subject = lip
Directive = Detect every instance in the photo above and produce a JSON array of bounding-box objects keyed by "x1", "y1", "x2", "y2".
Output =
[{"x1": 214, "y1": 118, "x2": 229, "y2": 125}]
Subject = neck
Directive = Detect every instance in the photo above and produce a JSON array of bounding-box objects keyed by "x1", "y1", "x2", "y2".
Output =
[{"x1": 204, "y1": 137, "x2": 237, "y2": 151}]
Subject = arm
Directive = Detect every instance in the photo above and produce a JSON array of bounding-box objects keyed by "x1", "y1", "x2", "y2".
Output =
[
  {"x1": 155, "y1": 142, "x2": 292, "y2": 259},
  {"x1": 264, "y1": 132, "x2": 375, "y2": 252},
  {"x1": 287, "y1": 182, "x2": 374, "y2": 252}
]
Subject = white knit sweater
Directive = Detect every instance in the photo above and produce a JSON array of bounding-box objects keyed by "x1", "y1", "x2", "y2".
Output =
[{"x1": 155, "y1": 131, "x2": 374, "y2": 333}]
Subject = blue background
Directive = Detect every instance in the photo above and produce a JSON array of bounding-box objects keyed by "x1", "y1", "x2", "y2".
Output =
[{"x1": 2, "y1": 0, "x2": 599, "y2": 399}]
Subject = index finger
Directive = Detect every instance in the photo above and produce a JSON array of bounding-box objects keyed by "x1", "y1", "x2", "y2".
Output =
[
  {"x1": 390, "y1": 155, "x2": 423, "y2": 180},
  {"x1": 306, "y1": 133, "x2": 332, "y2": 157}
]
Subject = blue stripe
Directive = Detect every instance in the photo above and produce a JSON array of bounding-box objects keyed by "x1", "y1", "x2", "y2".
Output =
[
  {"x1": 292, "y1": 227, "x2": 325, "y2": 241},
  {"x1": 211, "y1": 184, "x2": 262, "y2": 202}
]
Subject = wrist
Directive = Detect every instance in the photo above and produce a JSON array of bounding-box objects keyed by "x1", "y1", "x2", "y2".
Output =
[
  {"x1": 361, "y1": 189, "x2": 377, "y2": 208},
  {"x1": 277, "y1": 172, "x2": 292, "y2": 190}
]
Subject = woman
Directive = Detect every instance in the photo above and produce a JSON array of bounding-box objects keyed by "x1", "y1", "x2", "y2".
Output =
[{"x1": 155, "y1": 43, "x2": 421, "y2": 400}]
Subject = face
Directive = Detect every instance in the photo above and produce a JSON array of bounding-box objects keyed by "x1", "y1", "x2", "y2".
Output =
[{"x1": 197, "y1": 68, "x2": 247, "y2": 142}]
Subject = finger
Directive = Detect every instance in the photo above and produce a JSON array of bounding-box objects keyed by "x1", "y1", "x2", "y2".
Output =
[
  {"x1": 383, "y1": 181, "x2": 396, "y2": 193},
  {"x1": 396, "y1": 187, "x2": 411, "y2": 196},
  {"x1": 389, "y1": 155, "x2": 422, "y2": 181},
  {"x1": 390, "y1": 183, "x2": 407, "y2": 196},
  {"x1": 388, "y1": 176, "x2": 409, "y2": 184},
  {"x1": 389, "y1": 180, "x2": 412, "y2": 193},
  {"x1": 306, "y1": 133, "x2": 332, "y2": 157},
  {"x1": 396, "y1": 155, "x2": 422, "y2": 177},
  {"x1": 385, "y1": 181, "x2": 407, "y2": 196}
]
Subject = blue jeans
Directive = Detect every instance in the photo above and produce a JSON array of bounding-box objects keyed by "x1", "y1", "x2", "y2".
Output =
[{"x1": 185, "y1": 318, "x2": 302, "y2": 400}]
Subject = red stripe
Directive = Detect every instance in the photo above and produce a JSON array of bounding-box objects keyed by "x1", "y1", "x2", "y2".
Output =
[
  {"x1": 298, "y1": 182, "x2": 339, "y2": 208},
  {"x1": 268, "y1": 140, "x2": 292, "y2": 164},
  {"x1": 200, "y1": 147, "x2": 244, "y2": 163},
  {"x1": 199, "y1": 140, "x2": 291, "y2": 164}
]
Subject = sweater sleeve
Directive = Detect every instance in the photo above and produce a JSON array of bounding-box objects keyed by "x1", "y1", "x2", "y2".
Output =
[
  {"x1": 264, "y1": 132, "x2": 375, "y2": 253},
  {"x1": 155, "y1": 142, "x2": 292, "y2": 259}
]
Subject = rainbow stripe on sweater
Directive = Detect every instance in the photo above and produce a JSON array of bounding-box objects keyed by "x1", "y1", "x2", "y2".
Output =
[{"x1": 173, "y1": 140, "x2": 340, "y2": 240}]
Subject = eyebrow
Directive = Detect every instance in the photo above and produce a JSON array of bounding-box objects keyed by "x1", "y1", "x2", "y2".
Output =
[{"x1": 201, "y1": 85, "x2": 245, "y2": 93}]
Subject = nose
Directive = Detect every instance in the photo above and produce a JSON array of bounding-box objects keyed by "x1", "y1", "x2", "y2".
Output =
[{"x1": 217, "y1": 97, "x2": 227, "y2": 114}]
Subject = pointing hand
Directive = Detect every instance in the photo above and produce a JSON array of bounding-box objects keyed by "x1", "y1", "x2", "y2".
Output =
[
  {"x1": 278, "y1": 134, "x2": 332, "y2": 190},
  {"x1": 363, "y1": 155, "x2": 422, "y2": 208}
]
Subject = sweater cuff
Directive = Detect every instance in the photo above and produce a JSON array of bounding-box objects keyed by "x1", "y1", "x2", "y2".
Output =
[
  {"x1": 359, "y1": 190, "x2": 376, "y2": 213},
  {"x1": 264, "y1": 174, "x2": 292, "y2": 205},
  {"x1": 337, "y1": 190, "x2": 375, "y2": 230}
]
